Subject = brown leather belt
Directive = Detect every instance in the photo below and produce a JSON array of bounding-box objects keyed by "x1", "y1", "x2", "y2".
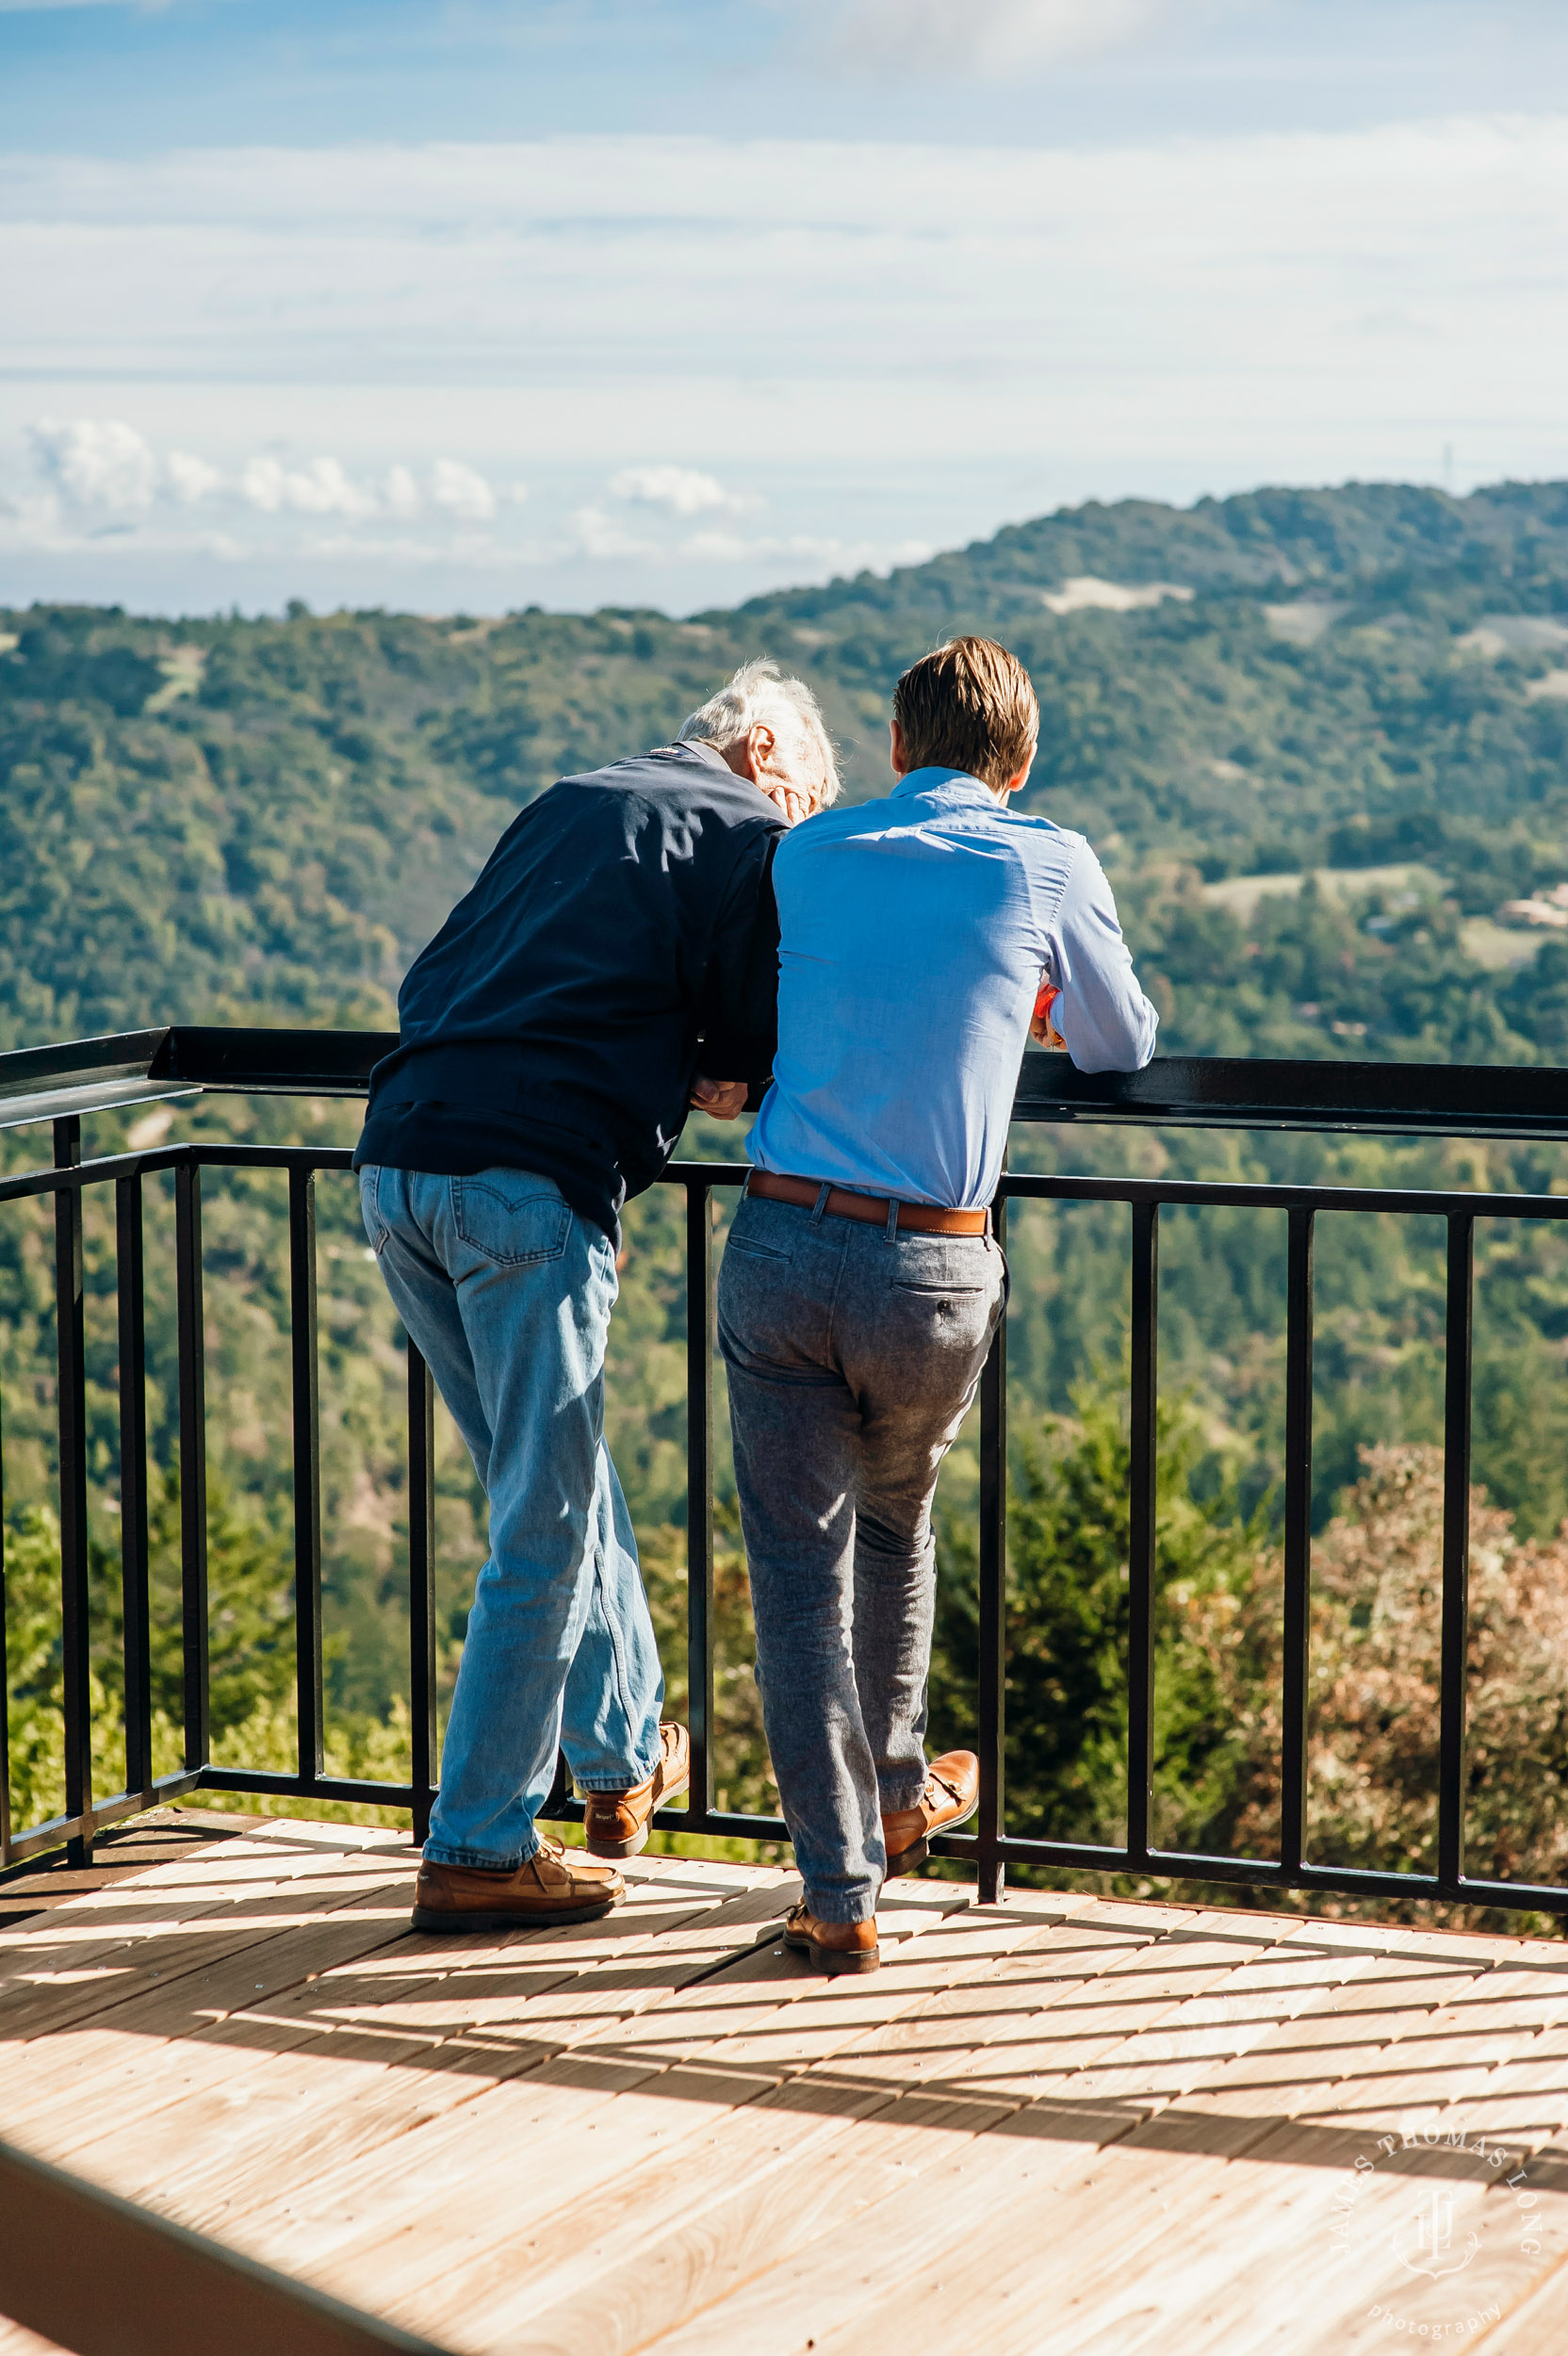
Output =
[{"x1": 744, "y1": 1168, "x2": 989, "y2": 1235}]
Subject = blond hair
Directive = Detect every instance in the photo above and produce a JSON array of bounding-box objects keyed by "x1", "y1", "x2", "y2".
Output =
[{"x1": 892, "y1": 636, "x2": 1038, "y2": 791}]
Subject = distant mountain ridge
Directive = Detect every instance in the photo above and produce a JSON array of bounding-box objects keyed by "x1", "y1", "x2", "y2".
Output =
[{"x1": 735, "y1": 479, "x2": 1568, "y2": 623}]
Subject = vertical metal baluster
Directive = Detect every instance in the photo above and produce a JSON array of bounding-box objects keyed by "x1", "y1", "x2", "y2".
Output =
[
  {"x1": 174, "y1": 1160, "x2": 209, "y2": 1773},
  {"x1": 1279, "y1": 1206, "x2": 1315, "y2": 1879},
  {"x1": 1126, "y1": 1201, "x2": 1159, "y2": 1870},
  {"x1": 686, "y1": 1185, "x2": 715, "y2": 1831},
  {"x1": 289, "y1": 1170, "x2": 323, "y2": 1781},
  {"x1": 976, "y1": 1192, "x2": 1008, "y2": 1905},
  {"x1": 1439, "y1": 1212, "x2": 1475, "y2": 1896},
  {"x1": 54, "y1": 1117, "x2": 91, "y2": 1866},
  {"x1": 116, "y1": 1174, "x2": 153, "y2": 1799},
  {"x1": 407, "y1": 1339, "x2": 437, "y2": 1844}
]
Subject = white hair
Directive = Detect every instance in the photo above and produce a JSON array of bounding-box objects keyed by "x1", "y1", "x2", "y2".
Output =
[{"x1": 678, "y1": 658, "x2": 841, "y2": 805}]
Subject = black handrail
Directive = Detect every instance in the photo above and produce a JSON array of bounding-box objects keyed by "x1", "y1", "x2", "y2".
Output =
[
  {"x1": 0, "y1": 1025, "x2": 397, "y2": 1134},
  {"x1": 5, "y1": 1023, "x2": 1568, "y2": 1137},
  {"x1": 1014, "y1": 1048, "x2": 1568, "y2": 1137},
  {"x1": 3, "y1": 1026, "x2": 1568, "y2": 1918}
]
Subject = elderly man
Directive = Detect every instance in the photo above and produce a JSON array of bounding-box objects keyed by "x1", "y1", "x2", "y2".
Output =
[
  {"x1": 719, "y1": 635, "x2": 1157, "y2": 1972},
  {"x1": 357, "y1": 661, "x2": 836, "y2": 1933}
]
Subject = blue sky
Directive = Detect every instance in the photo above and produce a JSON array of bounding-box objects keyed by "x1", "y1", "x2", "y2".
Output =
[
  {"x1": 8, "y1": 0, "x2": 1568, "y2": 153},
  {"x1": 4, "y1": 0, "x2": 1568, "y2": 616}
]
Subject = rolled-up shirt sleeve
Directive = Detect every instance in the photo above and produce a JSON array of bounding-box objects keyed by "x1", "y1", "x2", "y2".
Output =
[{"x1": 1046, "y1": 844, "x2": 1159, "y2": 1073}]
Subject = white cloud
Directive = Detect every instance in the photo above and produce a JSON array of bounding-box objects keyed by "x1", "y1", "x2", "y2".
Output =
[
  {"x1": 430, "y1": 457, "x2": 496, "y2": 521},
  {"x1": 239, "y1": 453, "x2": 376, "y2": 517},
  {"x1": 11, "y1": 420, "x2": 515, "y2": 548},
  {"x1": 382, "y1": 462, "x2": 422, "y2": 518},
  {"x1": 28, "y1": 417, "x2": 156, "y2": 511},
  {"x1": 0, "y1": 486, "x2": 65, "y2": 551},
  {"x1": 830, "y1": 0, "x2": 1178, "y2": 74},
  {"x1": 608, "y1": 465, "x2": 760, "y2": 518},
  {"x1": 564, "y1": 504, "x2": 656, "y2": 561},
  {"x1": 164, "y1": 449, "x2": 221, "y2": 504}
]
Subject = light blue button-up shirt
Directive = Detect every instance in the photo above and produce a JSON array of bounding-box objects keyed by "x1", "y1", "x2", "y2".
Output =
[{"x1": 749, "y1": 767, "x2": 1158, "y2": 1210}]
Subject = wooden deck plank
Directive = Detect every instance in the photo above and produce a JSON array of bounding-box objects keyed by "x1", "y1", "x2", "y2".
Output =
[
  {"x1": 1223, "y1": 2021, "x2": 1568, "y2": 2352},
  {"x1": 490, "y1": 1906, "x2": 1333, "y2": 2356},
  {"x1": 237, "y1": 1874, "x2": 971, "y2": 2326},
  {"x1": 105, "y1": 1862, "x2": 792, "y2": 2241},
  {"x1": 153, "y1": 1871, "x2": 805, "y2": 2270},
  {"x1": 633, "y1": 1924, "x2": 1512, "y2": 2356},
  {"x1": 841, "y1": 1906, "x2": 1302, "y2": 2113},
  {"x1": 1473, "y1": 2243, "x2": 1568, "y2": 2351},
  {"x1": 400, "y1": 1895, "x2": 1100, "y2": 2348},
  {"x1": 0, "y1": 1849, "x2": 420, "y2": 2143},
  {"x1": 1083, "y1": 2085, "x2": 1568, "y2": 2354},
  {"x1": 0, "y1": 1844, "x2": 737, "y2": 2175},
  {"x1": 777, "y1": 1931, "x2": 1568, "y2": 2356},
  {"x1": 0, "y1": 1855, "x2": 788, "y2": 2238},
  {"x1": 0, "y1": 1823, "x2": 408, "y2": 2046},
  {"x1": 858, "y1": 1955, "x2": 1556, "y2": 2350},
  {"x1": 0, "y1": 1809, "x2": 262, "y2": 1932},
  {"x1": 9, "y1": 1827, "x2": 1568, "y2": 2356},
  {"x1": 0, "y1": 1824, "x2": 311, "y2": 1989}
]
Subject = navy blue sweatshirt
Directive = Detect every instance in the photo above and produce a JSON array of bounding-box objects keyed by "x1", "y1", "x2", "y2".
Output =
[{"x1": 354, "y1": 742, "x2": 784, "y2": 1240}]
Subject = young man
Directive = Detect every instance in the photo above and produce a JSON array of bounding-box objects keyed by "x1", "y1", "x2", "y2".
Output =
[
  {"x1": 357, "y1": 661, "x2": 836, "y2": 1934},
  {"x1": 718, "y1": 636, "x2": 1157, "y2": 1972}
]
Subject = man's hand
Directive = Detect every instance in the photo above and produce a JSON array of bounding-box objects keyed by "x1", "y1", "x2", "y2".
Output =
[
  {"x1": 754, "y1": 777, "x2": 816, "y2": 829},
  {"x1": 690, "y1": 1075, "x2": 750, "y2": 1121},
  {"x1": 1031, "y1": 981, "x2": 1067, "y2": 1050}
]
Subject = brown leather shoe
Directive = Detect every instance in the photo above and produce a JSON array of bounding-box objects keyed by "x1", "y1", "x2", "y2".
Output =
[
  {"x1": 582, "y1": 1721, "x2": 691, "y2": 1858},
  {"x1": 881, "y1": 1750, "x2": 980, "y2": 1874},
  {"x1": 781, "y1": 1903, "x2": 880, "y2": 1976},
  {"x1": 412, "y1": 1838, "x2": 623, "y2": 1933}
]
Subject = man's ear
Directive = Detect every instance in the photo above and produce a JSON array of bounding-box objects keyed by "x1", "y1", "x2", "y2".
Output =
[
  {"x1": 997, "y1": 743, "x2": 1037, "y2": 799},
  {"x1": 747, "y1": 722, "x2": 777, "y2": 777},
  {"x1": 890, "y1": 718, "x2": 906, "y2": 778}
]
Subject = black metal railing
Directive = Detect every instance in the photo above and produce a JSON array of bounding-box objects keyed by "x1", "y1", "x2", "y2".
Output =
[{"x1": 5, "y1": 1026, "x2": 1568, "y2": 1919}]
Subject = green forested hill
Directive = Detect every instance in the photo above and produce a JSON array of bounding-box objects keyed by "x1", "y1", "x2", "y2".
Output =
[
  {"x1": 8, "y1": 482, "x2": 1568, "y2": 1907},
  {"x1": 6, "y1": 477, "x2": 1568, "y2": 1059}
]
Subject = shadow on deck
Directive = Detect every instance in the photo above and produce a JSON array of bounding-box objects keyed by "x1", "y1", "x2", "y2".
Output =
[{"x1": 2, "y1": 1814, "x2": 1568, "y2": 2354}]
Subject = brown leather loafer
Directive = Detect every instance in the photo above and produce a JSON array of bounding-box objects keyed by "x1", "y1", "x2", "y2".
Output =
[
  {"x1": 582, "y1": 1721, "x2": 691, "y2": 1858},
  {"x1": 781, "y1": 1903, "x2": 880, "y2": 1976},
  {"x1": 412, "y1": 1838, "x2": 623, "y2": 1933},
  {"x1": 881, "y1": 1749, "x2": 980, "y2": 1874}
]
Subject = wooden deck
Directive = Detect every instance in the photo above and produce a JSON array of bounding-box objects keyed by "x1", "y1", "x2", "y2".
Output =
[{"x1": 2, "y1": 1814, "x2": 1568, "y2": 2354}]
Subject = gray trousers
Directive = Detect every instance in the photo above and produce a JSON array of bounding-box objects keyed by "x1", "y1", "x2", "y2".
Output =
[{"x1": 717, "y1": 1188, "x2": 1005, "y2": 1922}]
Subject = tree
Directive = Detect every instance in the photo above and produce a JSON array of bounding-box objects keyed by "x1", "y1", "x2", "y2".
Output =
[
  {"x1": 929, "y1": 1389, "x2": 1269, "y2": 1858},
  {"x1": 1223, "y1": 1445, "x2": 1568, "y2": 1915}
]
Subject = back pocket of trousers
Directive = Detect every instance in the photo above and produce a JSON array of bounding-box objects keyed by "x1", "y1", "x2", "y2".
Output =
[
  {"x1": 891, "y1": 1238, "x2": 991, "y2": 1295},
  {"x1": 453, "y1": 1174, "x2": 572, "y2": 1267}
]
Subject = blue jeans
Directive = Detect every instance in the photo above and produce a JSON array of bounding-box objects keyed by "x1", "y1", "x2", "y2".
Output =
[
  {"x1": 360, "y1": 1165, "x2": 664, "y2": 1869},
  {"x1": 718, "y1": 1191, "x2": 1005, "y2": 1922}
]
